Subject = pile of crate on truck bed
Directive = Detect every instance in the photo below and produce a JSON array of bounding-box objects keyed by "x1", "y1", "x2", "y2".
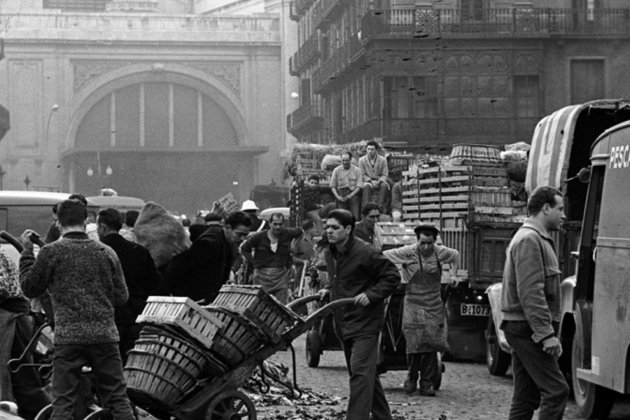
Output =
[{"x1": 401, "y1": 144, "x2": 528, "y2": 229}]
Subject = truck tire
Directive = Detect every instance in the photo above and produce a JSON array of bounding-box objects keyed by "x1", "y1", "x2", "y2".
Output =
[
  {"x1": 486, "y1": 317, "x2": 511, "y2": 376},
  {"x1": 572, "y1": 304, "x2": 614, "y2": 419},
  {"x1": 306, "y1": 330, "x2": 321, "y2": 368}
]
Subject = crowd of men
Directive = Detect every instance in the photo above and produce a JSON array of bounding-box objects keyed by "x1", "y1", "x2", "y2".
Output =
[{"x1": 0, "y1": 179, "x2": 571, "y2": 420}]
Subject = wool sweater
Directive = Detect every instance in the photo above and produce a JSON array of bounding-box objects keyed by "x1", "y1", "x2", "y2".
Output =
[{"x1": 20, "y1": 232, "x2": 128, "y2": 345}]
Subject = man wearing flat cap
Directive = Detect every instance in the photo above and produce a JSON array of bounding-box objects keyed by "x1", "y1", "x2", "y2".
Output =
[{"x1": 383, "y1": 223, "x2": 460, "y2": 397}]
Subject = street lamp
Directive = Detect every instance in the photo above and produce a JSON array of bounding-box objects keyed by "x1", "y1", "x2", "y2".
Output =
[{"x1": 86, "y1": 150, "x2": 113, "y2": 178}]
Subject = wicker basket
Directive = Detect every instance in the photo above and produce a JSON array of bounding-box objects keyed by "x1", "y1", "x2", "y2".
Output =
[
  {"x1": 124, "y1": 325, "x2": 208, "y2": 409},
  {"x1": 201, "y1": 306, "x2": 267, "y2": 367},
  {"x1": 137, "y1": 296, "x2": 224, "y2": 346},
  {"x1": 213, "y1": 285, "x2": 302, "y2": 342}
]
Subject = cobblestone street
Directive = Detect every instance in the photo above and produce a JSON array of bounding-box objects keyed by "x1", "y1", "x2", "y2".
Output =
[{"x1": 258, "y1": 337, "x2": 630, "y2": 420}]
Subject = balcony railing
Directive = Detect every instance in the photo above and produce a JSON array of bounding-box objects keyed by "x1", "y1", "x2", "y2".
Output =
[
  {"x1": 292, "y1": 0, "x2": 318, "y2": 20},
  {"x1": 361, "y1": 8, "x2": 630, "y2": 39},
  {"x1": 287, "y1": 103, "x2": 324, "y2": 135},
  {"x1": 312, "y1": 35, "x2": 362, "y2": 93},
  {"x1": 289, "y1": 35, "x2": 320, "y2": 76},
  {"x1": 337, "y1": 117, "x2": 539, "y2": 144},
  {"x1": 313, "y1": 0, "x2": 347, "y2": 30}
]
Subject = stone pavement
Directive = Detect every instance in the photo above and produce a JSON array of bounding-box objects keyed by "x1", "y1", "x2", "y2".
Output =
[{"x1": 258, "y1": 337, "x2": 630, "y2": 420}]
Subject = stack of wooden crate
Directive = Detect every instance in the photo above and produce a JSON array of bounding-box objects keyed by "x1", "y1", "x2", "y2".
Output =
[{"x1": 401, "y1": 161, "x2": 525, "y2": 227}]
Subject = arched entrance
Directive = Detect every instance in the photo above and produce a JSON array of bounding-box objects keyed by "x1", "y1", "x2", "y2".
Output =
[{"x1": 62, "y1": 72, "x2": 266, "y2": 216}]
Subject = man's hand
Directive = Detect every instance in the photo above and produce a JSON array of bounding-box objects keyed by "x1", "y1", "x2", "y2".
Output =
[
  {"x1": 354, "y1": 292, "x2": 370, "y2": 307},
  {"x1": 20, "y1": 229, "x2": 36, "y2": 252},
  {"x1": 542, "y1": 336, "x2": 563, "y2": 358}
]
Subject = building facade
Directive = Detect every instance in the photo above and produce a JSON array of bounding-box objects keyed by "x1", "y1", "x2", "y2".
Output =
[
  {"x1": 0, "y1": 0, "x2": 293, "y2": 216},
  {"x1": 287, "y1": 0, "x2": 630, "y2": 151}
]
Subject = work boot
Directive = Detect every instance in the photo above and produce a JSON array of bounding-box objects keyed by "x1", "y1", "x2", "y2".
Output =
[
  {"x1": 403, "y1": 378, "x2": 417, "y2": 394},
  {"x1": 419, "y1": 386, "x2": 436, "y2": 397}
]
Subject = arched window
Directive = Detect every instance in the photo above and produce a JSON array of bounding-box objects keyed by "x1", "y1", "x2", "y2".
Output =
[{"x1": 75, "y1": 82, "x2": 238, "y2": 150}]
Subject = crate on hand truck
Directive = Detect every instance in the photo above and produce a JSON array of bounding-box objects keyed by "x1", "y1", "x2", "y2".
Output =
[{"x1": 124, "y1": 287, "x2": 356, "y2": 420}]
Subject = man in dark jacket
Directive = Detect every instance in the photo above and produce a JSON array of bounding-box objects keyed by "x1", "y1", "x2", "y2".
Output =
[
  {"x1": 96, "y1": 208, "x2": 162, "y2": 363},
  {"x1": 353, "y1": 202, "x2": 381, "y2": 244},
  {"x1": 320, "y1": 209, "x2": 400, "y2": 420},
  {"x1": 159, "y1": 211, "x2": 252, "y2": 303}
]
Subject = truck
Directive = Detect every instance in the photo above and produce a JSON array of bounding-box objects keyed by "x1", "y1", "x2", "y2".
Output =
[
  {"x1": 486, "y1": 99, "x2": 630, "y2": 418},
  {"x1": 290, "y1": 141, "x2": 512, "y2": 361}
]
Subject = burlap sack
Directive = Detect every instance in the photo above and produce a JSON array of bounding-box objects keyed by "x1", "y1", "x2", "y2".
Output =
[{"x1": 134, "y1": 201, "x2": 191, "y2": 268}]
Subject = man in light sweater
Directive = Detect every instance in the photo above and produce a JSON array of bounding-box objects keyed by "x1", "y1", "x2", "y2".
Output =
[
  {"x1": 19, "y1": 199, "x2": 134, "y2": 420},
  {"x1": 358, "y1": 140, "x2": 389, "y2": 210},
  {"x1": 500, "y1": 186, "x2": 569, "y2": 420}
]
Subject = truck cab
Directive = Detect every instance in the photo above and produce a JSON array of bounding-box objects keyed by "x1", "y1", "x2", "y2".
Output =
[
  {"x1": 486, "y1": 100, "x2": 630, "y2": 379},
  {"x1": 568, "y1": 121, "x2": 630, "y2": 418}
]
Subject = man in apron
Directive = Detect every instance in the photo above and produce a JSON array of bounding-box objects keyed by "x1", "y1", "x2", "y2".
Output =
[{"x1": 384, "y1": 224, "x2": 460, "y2": 396}]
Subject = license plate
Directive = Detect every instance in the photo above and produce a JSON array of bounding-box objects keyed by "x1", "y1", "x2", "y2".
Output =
[{"x1": 460, "y1": 303, "x2": 490, "y2": 316}]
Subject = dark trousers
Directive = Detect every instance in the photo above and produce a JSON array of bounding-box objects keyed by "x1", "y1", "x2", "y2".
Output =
[
  {"x1": 407, "y1": 352, "x2": 438, "y2": 390},
  {"x1": 340, "y1": 334, "x2": 391, "y2": 420},
  {"x1": 336, "y1": 188, "x2": 361, "y2": 221},
  {"x1": 362, "y1": 182, "x2": 389, "y2": 209},
  {"x1": 502, "y1": 321, "x2": 569, "y2": 420},
  {"x1": 51, "y1": 343, "x2": 134, "y2": 420},
  {"x1": 11, "y1": 315, "x2": 52, "y2": 420}
]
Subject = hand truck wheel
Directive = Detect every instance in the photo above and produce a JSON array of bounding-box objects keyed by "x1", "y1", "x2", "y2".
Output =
[{"x1": 204, "y1": 390, "x2": 256, "y2": 420}]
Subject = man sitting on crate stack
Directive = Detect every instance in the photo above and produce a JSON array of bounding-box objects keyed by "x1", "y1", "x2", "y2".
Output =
[
  {"x1": 358, "y1": 140, "x2": 390, "y2": 211},
  {"x1": 19, "y1": 199, "x2": 135, "y2": 419}
]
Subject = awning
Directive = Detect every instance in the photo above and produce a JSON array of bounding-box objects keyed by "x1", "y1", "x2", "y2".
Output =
[{"x1": 0, "y1": 104, "x2": 9, "y2": 141}]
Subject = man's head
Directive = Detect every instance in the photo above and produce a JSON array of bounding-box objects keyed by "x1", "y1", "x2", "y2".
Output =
[
  {"x1": 361, "y1": 202, "x2": 382, "y2": 229},
  {"x1": 57, "y1": 199, "x2": 88, "y2": 229},
  {"x1": 96, "y1": 208, "x2": 123, "y2": 239},
  {"x1": 307, "y1": 175, "x2": 320, "y2": 188},
  {"x1": 414, "y1": 224, "x2": 439, "y2": 257},
  {"x1": 68, "y1": 193, "x2": 88, "y2": 206},
  {"x1": 326, "y1": 209, "x2": 355, "y2": 246},
  {"x1": 301, "y1": 219, "x2": 316, "y2": 235},
  {"x1": 241, "y1": 200, "x2": 259, "y2": 214},
  {"x1": 366, "y1": 140, "x2": 379, "y2": 159},
  {"x1": 341, "y1": 152, "x2": 352, "y2": 170},
  {"x1": 223, "y1": 211, "x2": 252, "y2": 245},
  {"x1": 527, "y1": 186, "x2": 565, "y2": 231},
  {"x1": 269, "y1": 213, "x2": 285, "y2": 236}
]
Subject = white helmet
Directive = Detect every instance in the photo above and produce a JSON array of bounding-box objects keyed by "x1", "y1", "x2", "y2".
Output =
[{"x1": 241, "y1": 200, "x2": 259, "y2": 211}]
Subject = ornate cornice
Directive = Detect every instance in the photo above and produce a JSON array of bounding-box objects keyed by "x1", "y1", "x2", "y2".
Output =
[
  {"x1": 73, "y1": 61, "x2": 242, "y2": 95},
  {"x1": 182, "y1": 62, "x2": 241, "y2": 94}
]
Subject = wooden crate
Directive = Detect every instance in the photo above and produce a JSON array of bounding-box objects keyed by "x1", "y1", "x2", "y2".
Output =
[
  {"x1": 201, "y1": 306, "x2": 267, "y2": 367},
  {"x1": 373, "y1": 222, "x2": 417, "y2": 251},
  {"x1": 124, "y1": 325, "x2": 210, "y2": 410},
  {"x1": 213, "y1": 285, "x2": 302, "y2": 342},
  {"x1": 137, "y1": 296, "x2": 224, "y2": 347}
]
